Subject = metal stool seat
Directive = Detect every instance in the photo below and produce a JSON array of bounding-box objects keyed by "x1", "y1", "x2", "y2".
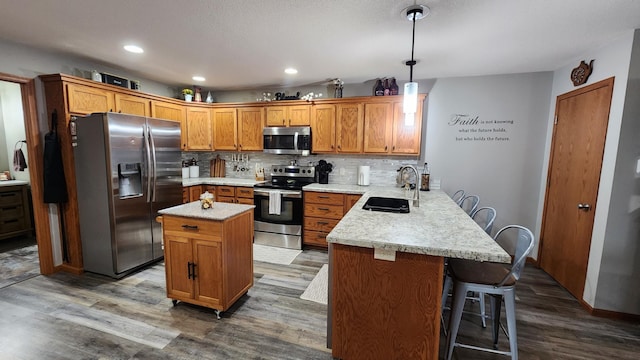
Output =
[{"x1": 445, "y1": 225, "x2": 534, "y2": 360}]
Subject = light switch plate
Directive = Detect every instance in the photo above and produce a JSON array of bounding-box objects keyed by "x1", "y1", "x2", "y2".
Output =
[{"x1": 374, "y1": 248, "x2": 396, "y2": 261}]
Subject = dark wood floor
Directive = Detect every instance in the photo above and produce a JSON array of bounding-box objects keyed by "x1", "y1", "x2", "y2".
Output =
[{"x1": 0, "y1": 246, "x2": 638, "y2": 359}]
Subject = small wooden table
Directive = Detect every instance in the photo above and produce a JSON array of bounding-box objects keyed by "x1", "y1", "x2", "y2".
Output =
[{"x1": 158, "y1": 201, "x2": 254, "y2": 319}]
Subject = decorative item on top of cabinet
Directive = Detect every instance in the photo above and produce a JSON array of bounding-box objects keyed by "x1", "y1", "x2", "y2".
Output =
[{"x1": 182, "y1": 88, "x2": 193, "y2": 102}]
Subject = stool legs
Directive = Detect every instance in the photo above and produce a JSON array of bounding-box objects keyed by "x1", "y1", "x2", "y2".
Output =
[
  {"x1": 489, "y1": 294, "x2": 502, "y2": 348},
  {"x1": 504, "y1": 288, "x2": 518, "y2": 360},
  {"x1": 445, "y1": 282, "x2": 466, "y2": 360}
]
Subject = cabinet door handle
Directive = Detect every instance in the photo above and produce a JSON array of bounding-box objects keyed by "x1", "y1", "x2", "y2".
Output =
[
  {"x1": 317, "y1": 221, "x2": 328, "y2": 225},
  {"x1": 182, "y1": 224, "x2": 199, "y2": 230},
  {"x1": 385, "y1": 145, "x2": 388, "y2": 151},
  {"x1": 318, "y1": 207, "x2": 330, "y2": 211},
  {"x1": 191, "y1": 263, "x2": 197, "y2": 279},
  {"x1": 187, "y1": 262, "x2": 193, "y2": 279},
  {"x1": 318, "y1": 195, "x2": 330, "y2": 199}
]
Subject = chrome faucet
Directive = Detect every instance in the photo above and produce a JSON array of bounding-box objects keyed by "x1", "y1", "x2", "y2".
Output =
[{"x1": 399, "y1": 165, "x2": 420, "y2": 207}]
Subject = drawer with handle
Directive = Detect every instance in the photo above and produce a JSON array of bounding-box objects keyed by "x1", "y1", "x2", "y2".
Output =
[
  {"x1": 304, "y1": 217, "x2": 340, "y2": 232},
  {"x1": 304, "y1": 203, "x2": 344, "y2": 219},
  {"x1": 305, "y1": 191, "x2": 344, "y2": 205},
  {"x1": 163, "y1": 216, "x2": 222, "y2": 240}
]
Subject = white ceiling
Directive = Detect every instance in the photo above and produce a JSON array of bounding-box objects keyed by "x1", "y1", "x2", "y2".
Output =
[{"x1": 1, "y1": 0, "x2": 640, "y2": 91}]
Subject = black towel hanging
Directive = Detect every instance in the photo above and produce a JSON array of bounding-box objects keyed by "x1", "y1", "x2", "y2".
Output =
[{"x1": 43, "y1": 109, "x2": 68, "y2": 203}]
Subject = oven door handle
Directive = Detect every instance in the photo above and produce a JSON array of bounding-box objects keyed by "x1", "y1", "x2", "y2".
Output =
[{"x1": 254, "y1": 189, "x2": 302, "y2": 199}]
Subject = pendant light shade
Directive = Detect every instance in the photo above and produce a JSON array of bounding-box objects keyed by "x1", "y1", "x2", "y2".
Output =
[
  {"x1": 402, "y1": 4, "x2": 428, "y2": 126},
  {"x1": 403, "y1": 82, "x2": 418, "y2": 126}
]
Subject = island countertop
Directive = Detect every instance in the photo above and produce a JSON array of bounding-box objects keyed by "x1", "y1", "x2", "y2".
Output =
[
  {"x1": 326, "y1": 188, "x2": 511, "y2": 263},
  {"x1": 158, "y1": 201, "x2": 254, "y2": 221}
]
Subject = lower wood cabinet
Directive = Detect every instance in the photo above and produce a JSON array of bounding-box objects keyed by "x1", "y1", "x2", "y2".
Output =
[
  {"x1": 183, "y1": 185, "x2": 216, "y2": 204},
  {"x1": 303, "y1": 191, "x2": 361, "y2": 248},
  {"x1": 161, "y1": 210, "x2": 253, "y2": 318},
  {"x1": 0, "y1": 184, "x2": 33, "y2": 240},
  {"x1": 216, "y1": 186, "x2": 254, "y2": 204}
]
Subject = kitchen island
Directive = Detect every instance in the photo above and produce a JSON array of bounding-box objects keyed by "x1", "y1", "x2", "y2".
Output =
[
  {"x1": 324, "y1": 188, "x2": 511, "y2": 360},
  {"x1": 158, "y1": 201, "x2": 254, "y2": 319}
]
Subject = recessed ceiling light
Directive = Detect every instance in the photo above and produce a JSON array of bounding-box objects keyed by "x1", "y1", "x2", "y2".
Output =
[
  {"x1": 124, "y1": 45, "x2": 144, "y2": 54},
  {"x1": 284, "y1": 68, "x2": 298, "y2": 75},
  {"x1": 192, "y1": 76, "x2": 206, "y2": 82}
]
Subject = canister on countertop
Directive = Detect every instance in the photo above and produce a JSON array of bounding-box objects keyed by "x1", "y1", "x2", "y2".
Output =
[
  {"x1": 182, "y1": 160, "x2": 189, "y2": 179},
  {"x1": 357, "y1": 166, "x2": 370, "y2": 186}
]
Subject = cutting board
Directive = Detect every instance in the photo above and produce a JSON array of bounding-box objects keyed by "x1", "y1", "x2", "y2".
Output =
[{"x1": 210, "y1": 155, "x2": 226, "y2": 177}]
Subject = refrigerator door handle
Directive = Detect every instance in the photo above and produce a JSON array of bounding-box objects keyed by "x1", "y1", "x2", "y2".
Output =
[
  {"x1": 144, "y1": 124, "x2": 152, "y2": 203},
  {"x1": 149, "y1": 125, "x2": 158, "y2": 202}
]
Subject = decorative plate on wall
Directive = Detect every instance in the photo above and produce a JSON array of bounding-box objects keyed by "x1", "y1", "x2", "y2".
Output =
[{"x1": 570, "y1": 60, "x2": 594, "y2": 86}]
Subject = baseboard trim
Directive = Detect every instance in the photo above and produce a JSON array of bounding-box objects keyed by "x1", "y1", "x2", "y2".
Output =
[
  {"x1": 579, "y1": 299, "x2": 640, "y2": 321},
  {"x1": 55, "y1": 263, "x2": 84, "y2": 275}
]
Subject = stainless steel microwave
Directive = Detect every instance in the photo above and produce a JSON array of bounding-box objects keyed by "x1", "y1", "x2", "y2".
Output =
[{"x1": 263, "y1": 126, "x2": 311, "y2": 156}]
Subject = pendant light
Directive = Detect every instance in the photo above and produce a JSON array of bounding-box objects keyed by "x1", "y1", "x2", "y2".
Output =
[{"x1": 403, "y1": 4, "x2": 428, "y2": 126}]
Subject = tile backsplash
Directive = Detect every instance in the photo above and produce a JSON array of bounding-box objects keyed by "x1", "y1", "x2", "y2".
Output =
[{"x1": 182, "y1": 152, "x2": 420, "y2": 187}]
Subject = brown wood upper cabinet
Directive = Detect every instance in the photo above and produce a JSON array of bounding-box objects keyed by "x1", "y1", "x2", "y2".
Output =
[
  {"x1": 237, "y1": 106, "x2": 264, "y2": 151},
  {"x1": 265, "y1": 105, "x2": 310, "y2": 127},
  {"x1": 185, "y1": 107, "x2": 213, "y2": 151},
  {"x1": 362, "y1": 97, "x2": 424, "y2": 155},
  {"x1": 363, "y1": 103, "x2": 393, "y2": 153},
  {"x1": 151, "y1": 100, "x2": 185, "y2": 122},
  {"x1": 66, "y1": 83, "x2": 114, "y2": 114},
  {"x1": 114, "y1": 93, "x2": 150, "y2": 116},
  {"x1": 213, "y1": 106, "x2": 264, "y2": 152},
  {"x1": 311, "y1": 103, "x2": 365, "y2": 154},
  {"x1": 212, "y1": 108, "x2": 238, "y2": 151}
]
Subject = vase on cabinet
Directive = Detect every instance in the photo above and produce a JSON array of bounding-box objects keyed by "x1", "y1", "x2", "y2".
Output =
[{"x1": 184, "y1": 94, "x2": 193, "y2": 102}]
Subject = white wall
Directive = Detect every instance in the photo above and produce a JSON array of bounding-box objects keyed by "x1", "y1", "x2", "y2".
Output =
[
  {"x1": 542, "y1": 31, "x2": 635, "y2": 310},
  {"x1": 425, "y1": 73, "x2": 553, "y2": 238},
  {"x1": 593, "y1": 30, "x2": 640, "y2": 314},
  {"x1": 0, "y1": 81, "x2": 29, "y2": 182},
  {"x1": 0, "y1": 39, "x2": 175, "y2": 98}
]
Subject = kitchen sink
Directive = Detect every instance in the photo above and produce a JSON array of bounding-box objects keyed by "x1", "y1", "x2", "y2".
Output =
[{"x1": 362, "y1": 197, "x2": 410, "y2": 213}]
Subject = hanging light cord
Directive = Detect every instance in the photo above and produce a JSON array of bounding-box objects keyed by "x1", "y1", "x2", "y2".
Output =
[
  {"x1": 410, "y1": 13, "x2": 416, "y2": 81},
  {"x1": 406, "y1": 8, "x2": 421, "y2": 82}
]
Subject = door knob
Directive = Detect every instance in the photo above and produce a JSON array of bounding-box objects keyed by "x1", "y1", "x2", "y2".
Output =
[{"x1": 577, "y1": 203, "x2": 591, "y2": 211}]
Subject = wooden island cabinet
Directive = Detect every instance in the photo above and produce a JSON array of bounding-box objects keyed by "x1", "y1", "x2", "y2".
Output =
[{"x1": 158, "y1": 202, "x2": 254, "y2": 319}]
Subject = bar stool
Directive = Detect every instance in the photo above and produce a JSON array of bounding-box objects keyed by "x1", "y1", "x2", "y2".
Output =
[
  {"x1": 445, "y1": 225, "x2": 534, "y2": 360},
  {"x1": 459, "y1": 195, "x2": 480, "y2": 215},
  {"x1": 451, "y1": 189, "x2": 465, "y2": 205},
  {"x1": 441, "y1": 207, "x2": 497, "y2": 331}
]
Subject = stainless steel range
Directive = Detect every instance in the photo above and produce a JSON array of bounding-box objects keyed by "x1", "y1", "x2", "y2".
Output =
[{"x1": 253, "y1": 162, "x2": 315, "y2": 249}]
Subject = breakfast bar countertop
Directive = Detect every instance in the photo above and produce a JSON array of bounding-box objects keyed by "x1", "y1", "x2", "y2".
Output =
[
  {"x1": 326, "y1": 188, "x2": 511, "y2": 263},
  {"x1": 158, "y1": 201, "x2": 254, "y2": 221}
]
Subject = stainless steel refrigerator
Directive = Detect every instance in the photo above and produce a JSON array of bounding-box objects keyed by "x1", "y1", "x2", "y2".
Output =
[{"x1": 74, "y1": 112, "x2": 182, "y2": 278}]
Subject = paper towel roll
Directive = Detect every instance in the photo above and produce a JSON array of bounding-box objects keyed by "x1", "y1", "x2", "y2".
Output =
[{"x1": 357, "y1": 166, "x2": 370, "y2": 186}]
